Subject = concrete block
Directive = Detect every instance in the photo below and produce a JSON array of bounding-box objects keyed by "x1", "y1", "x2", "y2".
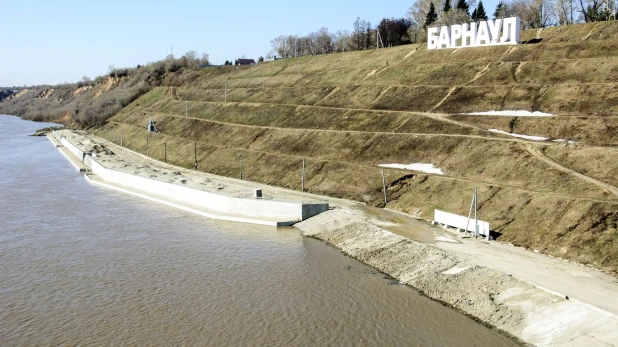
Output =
[{"x1": 434, "y1": 209, "x2": 490, "y2": 236}]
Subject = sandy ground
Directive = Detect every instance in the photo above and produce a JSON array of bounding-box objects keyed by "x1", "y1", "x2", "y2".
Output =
[
  {"x1": 297, "y1": 209, "x2": 618, "y2": 346},
  {"x1": 54, "y1": 129, "x2": 618, "y2": 346}
]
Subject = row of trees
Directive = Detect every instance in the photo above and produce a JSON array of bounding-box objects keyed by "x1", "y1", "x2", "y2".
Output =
[
  {"x1": 268, "y1": 0, "x2": 615, "y2": 58},
  {"x1": 0, "y1": 51, "x2": 210, "y2": 127},
  {"x1": 268, "y1": 16, "x2": 416, "y2": 59},
  {"x1": 412, "y1": 0, "x2": 615, "y2": 35}
]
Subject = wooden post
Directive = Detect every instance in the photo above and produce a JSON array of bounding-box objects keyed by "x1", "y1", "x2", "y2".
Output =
[
  {"x1": 239, "y1": 154, "x2": 243, "y2": 179},
  {"x1": 382, "y1": 167, "x2": 387, "y2": 205},
  {"x1": 164, "y1": 142, "x2": 167, "y2": 162}
]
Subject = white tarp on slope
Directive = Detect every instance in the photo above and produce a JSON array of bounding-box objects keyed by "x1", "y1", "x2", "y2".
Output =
[
  {"x1": 378, "y1": 163, "x2": 444, "y2": 175},
  {"x1": 489, "y1": 129, "x2": 548, "y2": 141},
  {"x1": 464, "y1": 110, "x2": 554, "y2": 117},
  {"x1": 434, "y1": 209, "x2": 490, "y2": 236}
]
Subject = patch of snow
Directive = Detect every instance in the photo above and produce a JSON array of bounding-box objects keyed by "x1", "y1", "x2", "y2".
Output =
[
  {"x1": 443, "y1": 265, "x2": 471, "y2": 275},
  {"x1": 435, "y1": 235, "x2": 458, "y2": 243},
  {"x1": 378, "y1": 163, "x2": 444, "y2": 175},
  {"x1": 464, "y1": 110, "x2": 555, "y2": 117},
  {"x1": 489, "y1": 129, "x2": 548, "y2": 141},
  {"x1": 553, "y1": 139, "x2": 576, "y2": 144}
]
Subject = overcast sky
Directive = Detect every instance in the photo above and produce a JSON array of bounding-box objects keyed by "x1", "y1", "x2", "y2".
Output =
[{"x1": 1, "y1": 0, "x2": 500, "y2": 87}]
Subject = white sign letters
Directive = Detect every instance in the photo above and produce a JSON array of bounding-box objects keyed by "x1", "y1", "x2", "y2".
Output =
[{"x1": 427, "y1": 17, "x2": 521, "y2": 50}]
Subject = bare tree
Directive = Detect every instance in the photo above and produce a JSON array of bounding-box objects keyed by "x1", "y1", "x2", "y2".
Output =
[
  {"x1": 378, "y1": 18, "x2": 412, "y2": 46},
  {"x1": 436, "y1": 8, "x2": 472, "y2": 25},
  {"x1": 552, "y1": 0, "x2": 577, "y2": 23},
  {"x1": 270, "y1": 35, "x2": 288, "y2": 58},
  {"x1": 316, "y1": 27, "x2": 334, "y2": 54},
  {"x1": 497, "y1": 0, "x2": 555, "y2": 28},
  {"x1": 407, "y1": 0, "x2": 437, "y2": 43},
  {"x1": 333, "y1": 30, "x2": 352, "y2": 52},
  {"x1": 200, "y1": 53, "x2": 210, "y2": 66},
  {"x1": 579, "y1": 0, "x2": 614, "y2": 21},
  {"x1": 352, "y1": 18, "x2": 373, "y2": 50}
]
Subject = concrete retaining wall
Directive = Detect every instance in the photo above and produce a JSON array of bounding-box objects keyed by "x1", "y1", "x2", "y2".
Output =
[
  {"x1": 58, "y1": 132, "x2": 327, "y2": 223},
  {"x1": 434, "y1": 209, "x2": 489, "y2": 236},
  {"x1": 59, "y1": 135, "x2": 86, "y2": 162}
]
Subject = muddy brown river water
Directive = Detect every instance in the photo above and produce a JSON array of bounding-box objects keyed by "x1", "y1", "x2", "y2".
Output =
[{"x1": 0, "y1": 115, "x2": 518, "y2": 346}]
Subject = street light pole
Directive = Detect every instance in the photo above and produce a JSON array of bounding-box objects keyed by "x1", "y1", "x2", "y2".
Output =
[{"x1": 239, "y1": 154, "x2": 243, "y2": 180}]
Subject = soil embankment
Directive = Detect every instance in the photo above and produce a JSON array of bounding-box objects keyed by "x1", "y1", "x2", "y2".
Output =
[
  {"x1": 296, "y1": 209, "x2": 618, "y2": 346},
  {"x1": 98, "y1": 21, "x2": 618, "y2": 272}
]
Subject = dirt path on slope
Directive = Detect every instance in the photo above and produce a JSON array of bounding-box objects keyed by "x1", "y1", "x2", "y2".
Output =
[
  {"x1": 148, "y1": 111, "x2": 517, "y2": 143},
  {"x1": 524, "y1": 144, "x2": 618, "y2": 199}
]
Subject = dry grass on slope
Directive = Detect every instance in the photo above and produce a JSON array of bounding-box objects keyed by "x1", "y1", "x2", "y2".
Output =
[{"x1": 104, "y1": 21, "x2": 618, "y2": 273}]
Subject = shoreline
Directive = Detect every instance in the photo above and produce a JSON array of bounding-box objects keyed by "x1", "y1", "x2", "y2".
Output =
[
  {"x1": 296, "y1": 210, "x2": 618, "y2": 346},
  {"x1": 48, "y1": 129, "x2": 618, "y2": 346}
]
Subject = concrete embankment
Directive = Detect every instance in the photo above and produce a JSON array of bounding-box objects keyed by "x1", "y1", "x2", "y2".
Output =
[
  {"x1": 296, "y1": 209, "x2": 618, "y2": 346},
  {"x1": 48, "y1": 130, "x2": 328, "y2": 226}
]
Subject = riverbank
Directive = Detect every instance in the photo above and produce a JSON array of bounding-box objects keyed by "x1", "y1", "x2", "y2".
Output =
[
  {"x1": 296, "y1": 210, "x2": 618, "y2": 346},
  {"x1": 47, "y1": 129, "x2": 618, "y2": 346}
]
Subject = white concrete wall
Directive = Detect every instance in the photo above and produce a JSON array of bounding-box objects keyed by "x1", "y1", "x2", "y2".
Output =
[
  {"x1": 86, "y1": 153, "x2": 325, "y2": 221},
  {"x1": 56, "y1": 133, "x2": 328, "y2": 222},
  {"x1": 434, "y1": 209, "x2": 490, "y2": 236},
  {"x1": 59, "y1": 134, "x2": 86, "y2": 162}
]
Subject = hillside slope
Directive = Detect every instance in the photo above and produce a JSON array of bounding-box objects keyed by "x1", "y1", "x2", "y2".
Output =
[{"x1": 20, "y1": 21, "x2": 618, "y2": 272}]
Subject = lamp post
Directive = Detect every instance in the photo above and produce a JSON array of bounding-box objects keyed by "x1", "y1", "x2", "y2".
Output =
[{"x1": 239, "y1": 154, "x2": 243, "y2": 180}]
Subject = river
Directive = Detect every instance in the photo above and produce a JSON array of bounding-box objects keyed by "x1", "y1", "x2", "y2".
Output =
[{"x1": 0, "y1": 115, "x2": 518, "y2": 346}]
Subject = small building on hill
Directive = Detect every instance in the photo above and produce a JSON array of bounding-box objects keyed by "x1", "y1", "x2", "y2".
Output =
[{"x1": 237, "y1": 59, "x2": 256, "y2": 66}]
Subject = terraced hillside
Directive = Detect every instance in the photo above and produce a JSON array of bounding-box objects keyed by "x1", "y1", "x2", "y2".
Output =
[{"x1": 98, "y1": 21, "x2": 618, "y2": 272}]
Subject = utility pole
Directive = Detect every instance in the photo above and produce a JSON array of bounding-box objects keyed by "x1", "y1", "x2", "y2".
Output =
[
  {"x1": 120, "y1": 132, "x2": 123, "y2": 146},
  {"x1": 194, "y1": 141, "x2": 197, "y2": 169},
  {"x1": 381, "y1": 168, "x2": 387, "y2": 205},
  {"x1": 164, "y1": 142, "x2": 167, "y2": 162},
  {"x1": 464, "y1": 187, "x2": 485, "y2": 239},
  {"x1": 474, "y1": 187, "x2": 478, "y2": 239},
  {"x1": 239, "y1": 154, "x2": 243, "y2": 179},
  {"x1": 302, "y1": 158, "x2": 305, "y2": 192}
]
